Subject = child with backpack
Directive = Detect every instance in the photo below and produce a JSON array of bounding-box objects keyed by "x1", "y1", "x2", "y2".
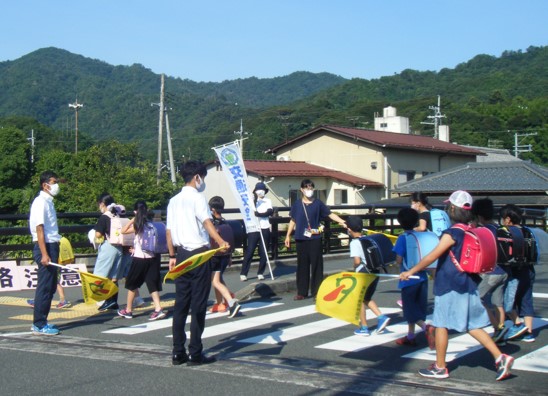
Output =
[
  {"x1": 500, "y1": 204, "x2": 536, "y2": 342},
  {"x1": 208, "y1": 196, "x2": 241, "y2": 318},
  {"x1": 393, "y1": 208, "x2": 435, "y2": 348},
  {"x1": 400, "y1": 190, "x2": 514, "y2": 381},
  {"x1": 471, "y1": 198, "x2": 510, "y2": 343},
  {"x1": 346, "y1": 215, "x2": 391, "y2": 336},
  {"x1": 117, "y1": 200, "x2": 166, "y2": 321}
]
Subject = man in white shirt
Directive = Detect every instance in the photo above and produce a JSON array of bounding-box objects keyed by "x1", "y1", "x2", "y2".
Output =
[
  {"x1": 29, "y1": 171, "x2": 62, "y2": 336},
  {"x1": 167, "y1": 161, "x2": 229, "y2": 366}
]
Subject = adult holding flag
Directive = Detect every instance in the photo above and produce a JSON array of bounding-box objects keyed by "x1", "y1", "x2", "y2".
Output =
[
  {"x1": 167, "y1": 160, "x2": 231, "y2": 367},
  {"x1": 285, "y1": 179, "x2": 347, "y2": 301}
]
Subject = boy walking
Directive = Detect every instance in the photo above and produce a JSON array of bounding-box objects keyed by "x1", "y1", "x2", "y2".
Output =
[{"x1": 346, "y1": 216, "x2": 390, "y2": 336}]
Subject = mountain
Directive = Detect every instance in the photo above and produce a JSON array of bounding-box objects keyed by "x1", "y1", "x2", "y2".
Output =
[{"x1": 0, "y1": 46, "x2": 546, "y2": 164}]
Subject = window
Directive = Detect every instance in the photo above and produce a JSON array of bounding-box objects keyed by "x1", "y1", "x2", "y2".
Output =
[
  {"x1": 380, "y1": 122, "x2": 388, "y2": 128},
  {"x1": 398, "y1": 171, "x2": 416, "y2": 184},
  {"x1": 334, "y1": 189, "x2": 348, "y2": 205}
]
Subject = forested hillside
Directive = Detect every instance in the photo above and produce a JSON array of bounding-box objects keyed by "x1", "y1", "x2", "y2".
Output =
[{"x1": 0, "y1": 46, "x2": 546, "y2": 165}]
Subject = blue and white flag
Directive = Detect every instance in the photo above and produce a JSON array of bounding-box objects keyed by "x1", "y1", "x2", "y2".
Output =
[{"x1": 213, "y1": 141, "x2": 259, "y2": 233}]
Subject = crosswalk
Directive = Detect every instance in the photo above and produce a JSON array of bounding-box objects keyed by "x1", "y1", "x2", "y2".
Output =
[{"x1": 101, "y1": 300, "x2": 548, "y2": 374}]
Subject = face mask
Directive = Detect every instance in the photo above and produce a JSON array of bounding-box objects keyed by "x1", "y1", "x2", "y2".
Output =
[
  {"x1": 304, "y1": 189, "x2": 314, "y2": 198},
  {"x1": 195, "y1": 176, "x2": 206, "y2": 192},
  {"x1": 48, "y1": 183, "x2": 60, "y2": 197},
  {"x1": 255, "y1": 190, "x2": 265, "y2": 198}
]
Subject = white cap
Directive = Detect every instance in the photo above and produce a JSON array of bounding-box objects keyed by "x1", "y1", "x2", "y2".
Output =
[{"x1": 444, "y1": 190, "x2": 473, "y2": 210}]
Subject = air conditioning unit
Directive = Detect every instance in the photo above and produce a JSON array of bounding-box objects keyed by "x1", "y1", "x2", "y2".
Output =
[{"x1": 278, "y1": 155, "x2": 291, "y2": 161}]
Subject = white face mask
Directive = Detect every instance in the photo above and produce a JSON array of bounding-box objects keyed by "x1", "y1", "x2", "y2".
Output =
[
  {"x1": 48, "y1": 183, "x2": 60, "y2": 197},
  {"x1": 195, "y1": 176, "x2": 206, "y2": 192},
  {"x1": 303, "y1": 189, "x2": 314, "y2": 198},
  {"x1": 255, "y1": 190, "x2": 265, "y2": 198}
]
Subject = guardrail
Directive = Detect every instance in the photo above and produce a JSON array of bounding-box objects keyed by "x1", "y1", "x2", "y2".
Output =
[{"x1": 1, "y1": 204, "x2": 546, "y2": 267}]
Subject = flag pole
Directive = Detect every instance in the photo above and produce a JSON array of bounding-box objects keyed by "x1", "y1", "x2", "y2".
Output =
[
  {"x1": 375, "y1": 273, "x2": 420, "y2": 279},
  {"x1": 48, "y1": 262, "x2": 84, "y2": 273}
]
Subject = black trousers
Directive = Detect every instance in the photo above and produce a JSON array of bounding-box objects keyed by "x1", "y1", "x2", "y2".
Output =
[
  {"x1": 172, "y1": 246, "x2": 211, "y2": 359},
  {"x1": 295, "y1": 238, "x2": 323, "y2": 297},
  {"x1": 240, "y1": 228, "x2": 270, "y2": 276}
]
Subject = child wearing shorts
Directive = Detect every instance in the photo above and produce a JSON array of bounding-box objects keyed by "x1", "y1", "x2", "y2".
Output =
[
  {"x1": 393, "y1": 208, "x2": 434, "y2": 348},
  {"x1": 346, "y1": 215, "x2": 390, "y2": 336},
  {"x1": 400, "y1": 190, "x2": 514, "y2": 381}
]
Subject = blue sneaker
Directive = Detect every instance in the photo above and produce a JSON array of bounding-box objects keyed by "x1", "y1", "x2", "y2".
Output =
[
  {"x1": 354, "y1": 327, "x2": 371, "y2": 336},
  {"x1": 376, "y1": 315, "x2": 391, "y2": 334},
  {"x1": 506, "y1": 323, "x2": 528, "y2": 340},
  {"x1": 521, "y1": 333, "x2": 535, "y2": 343},
  {"x1": 27, "y1": 299, "x2": 34, "y2": 307},
  {"x1": 31, "y1": 324, "x2": 59, "y2": 336}
]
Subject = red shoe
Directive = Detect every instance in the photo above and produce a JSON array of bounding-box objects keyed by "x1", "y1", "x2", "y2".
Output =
[
  {"x1": 396, "y1": 336, "x2": 417, "y2": 346},
  {"x1": 208, "y1": 303, "x2": 227, "y2": 313},
  {"x1": 425, "y1": 324, "x2": 436, "y2": 350}
]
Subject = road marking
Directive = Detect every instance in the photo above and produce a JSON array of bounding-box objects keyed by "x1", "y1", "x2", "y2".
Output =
[
  {"x1": 533, "y1": 292, "x2": 548, "y2": 299},
  {"x1": 238, "y1": 318, "x2": 348, "y2": 344},
  {"x1": 513, "y1": 345, "x2": 548, "y2": 373},
  {"x1": 168, "y1": 304, "x2": 319, "y2": 339},
  {"x1": 103, "y1": 301, "x2": 283, "y2": 335},
  {"x1": 402, "y1": 317, "x2": 548, "y2": 362}
]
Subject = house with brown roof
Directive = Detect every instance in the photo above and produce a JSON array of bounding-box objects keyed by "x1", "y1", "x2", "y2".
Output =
[
  {"x1": 205, "y1": 124, "x2": 484, "y2": 212},
  {"x1": 265, "y1": 124, "x2": 483, "y2": 199}
]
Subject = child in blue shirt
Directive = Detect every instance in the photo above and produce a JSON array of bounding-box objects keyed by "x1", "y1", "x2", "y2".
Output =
[
  {"x1": 400, "y1": 190, "x2": 514, "y2": 381},
  {"x1": 393, "y1": 208, "x2": 434, "y2": 348},
  {"x1": 346, "y1": 215, "x2": 390, "y2": 336}
]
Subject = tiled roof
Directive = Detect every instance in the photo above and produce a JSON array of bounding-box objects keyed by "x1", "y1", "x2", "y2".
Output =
[
  {"x1": 243, "y1": 160, "x2": 384, "y2": 188},
  {"x1": 465, "y1": 146, "x2": 522, "y2": 162},
  {"x1": 394, "y1": 161, "x2": 548, "y2": 193},
  {"x1": 266, "y1": 125, "x2": 484, "y2": 156}
]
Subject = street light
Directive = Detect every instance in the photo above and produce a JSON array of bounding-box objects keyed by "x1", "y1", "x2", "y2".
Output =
[{"x1": 68, "y1": 99, "x2": 83, "y2": 154}]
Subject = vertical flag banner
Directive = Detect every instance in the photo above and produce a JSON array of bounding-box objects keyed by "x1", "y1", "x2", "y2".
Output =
[
  {"x1": 164, "y1": 247, "x2": 223, "y2": 283},
  {"x1": 315, "y1": 272, "x2": 378, "y2": 326},
  {"x1": 213, "y1": 141, "x2": 259, "y2": 234},
  {"x1": 80, "y1": 271, "x2": 119, "y2": 303}
]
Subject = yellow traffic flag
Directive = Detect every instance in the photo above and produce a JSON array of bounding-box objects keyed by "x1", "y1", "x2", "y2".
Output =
[
  {"x1": 80, "y1": 271, "x2": 119, "y2": 304},
  {"x1": 364, "y1": 229, "x2": 398, "y2": 245},
  {"x1": 163, "y1": 247, "x2": 224, "y2": 283},
  {"x1": 315, "y1": 272, "x2": 378, "y2": 326}
]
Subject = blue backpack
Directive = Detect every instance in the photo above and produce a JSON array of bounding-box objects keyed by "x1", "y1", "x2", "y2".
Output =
[
  {"x1": 141, "y1": 222, "x2": 168, "y2": 254},
  {"x1": 429, "y1": 208, "x2": 451, "y2": 237},
  {"x1": 404, "y1": 231, "x2": 439, "y2": 270}
]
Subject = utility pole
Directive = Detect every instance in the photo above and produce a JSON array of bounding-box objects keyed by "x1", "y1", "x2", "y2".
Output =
[
  {"x1": 513, "y1": 131, "x2": 537, "y2": 157},
  {"x1": 68, "y1": 99, "x2": 83, "y2": 154},
  {"x1": 164, "y1": 111, "x2": 177, "y2": 184},
  {"x1": 27, "y1": 129, "x2": 35, "y2": 163},
  {"x1": 234, "y1": 119, "x2": 250, "y2": 156},
  {"x1": 421, "y1": 95, "x2": 445, "y2": 139},
  {"x1": 152, "y1": 74, "x2": 165, "y2": 185}
]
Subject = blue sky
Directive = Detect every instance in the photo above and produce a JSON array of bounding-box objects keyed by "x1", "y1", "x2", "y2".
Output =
[{"x1": 2, "y1": 1, "x2": 547, "y2": 82}]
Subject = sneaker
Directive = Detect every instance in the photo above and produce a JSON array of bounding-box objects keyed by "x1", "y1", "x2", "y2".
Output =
[
  {"x1": 27, "y1": 299, "x2": 34, "y2": 307},
  {"x1": 133, "y1": 296, "x2": 146, "y2": 308},
  {"x1": 506, "y1": 323, "x2": 528, "y2": 340},
  {"x1": 376, "y1": 315, "x2": 390, "y2": 334},
  {"x1": 354, "y1": 327, "x2": 371, "y2": 336},
  {"x1": 257, "y1": 274, "x2": 265, "y2": 281},
  {"x1": 425, "y1": 324, "x2": 436, "y2": 350},
  {"x1": 395, "y1": 336, "x2": 417, "y2": 346},
  {"x1": 44, "y1": 323, "x2": 59, "y2": 330},
  {"x1": 208, "y1": 303, "x2": 227, "y2": 313},
  {"x1": 31, "y1": 324, "x2": 59, "y2": 336},
  {"x1": 149, "y1": 310, "x2": 167, "y2": 321},
  {"x1": 117, "y1": 308, "x2": 133, "y2": 319},
  {"x1": 240, "y1": 275, "x2": 247, "y2": 281},
  {"x1": 521, "y1": 333, "x2": 535, "y2": 343},
  {"x1": 419, "y1": 363, "x2": 449, "y2": 379},
  {"x1": 98, "y1": 300, "x2": 119, "y2": 312},
  {"x1": 495, "y1": 354, "x2": 514, "y2": 381},
  {"x1": 56, "y1": 300, "x2": 71, "y2": 309},
  {"x1": 492, "y1": 326, "x2": 508, "y2": 344},
  {"x1": 396, "y1": 299, "x2": 403, "y2": 308},
  {"x1": 227, "y1": 302, "x2": 241, "y2": 318}
]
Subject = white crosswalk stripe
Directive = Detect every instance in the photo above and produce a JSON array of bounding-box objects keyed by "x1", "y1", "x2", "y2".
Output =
[{"x1": 102, "y1": 299, "x2": 547, "y2": 374}]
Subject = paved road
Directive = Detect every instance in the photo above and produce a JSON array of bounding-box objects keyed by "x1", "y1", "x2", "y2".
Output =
[{"x1": 1, "y1": 255, "x2": 547, "y2": 395}]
